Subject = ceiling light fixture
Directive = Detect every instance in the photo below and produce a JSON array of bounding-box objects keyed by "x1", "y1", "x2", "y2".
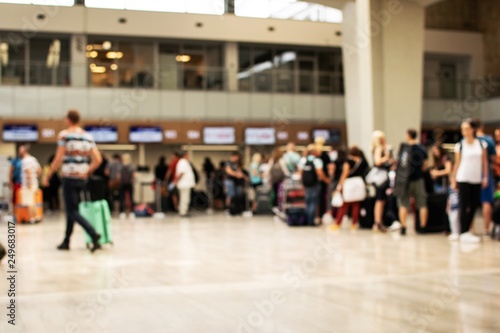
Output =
[
  {"x1": 110, "y1": 64, "x2": 118, "y2": 71},
  {"x1": 106, "y1": 51, "x2": 123, "y2": 59},
  {"x1": 102, "y1": 41, "x2": 112, "y2": 50},
  {"x1": 86, "y1": 45, "x2": 93, "y2": 51},
  {"x1": 90, "y1": 65, "x2": 106, "y2": 74},
  {"x1": 85, "y1": 51, "x2": 98, "y2": 58},
  {"x1": 175, "y1": 55, "x2": 191, "y2": 63}
]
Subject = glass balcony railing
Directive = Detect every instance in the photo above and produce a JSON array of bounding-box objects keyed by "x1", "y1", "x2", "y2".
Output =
[
  {"x1": 423, "y1": 77, "x2": 500, "y2": 100},
  {"x1": 0, "y1": 61, "x2": 71, "y2": 86},
  {"x1": 0, "y1": 61, "x2": 345, "y2": 95}
]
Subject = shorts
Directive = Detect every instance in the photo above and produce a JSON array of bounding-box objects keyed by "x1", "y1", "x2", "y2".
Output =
[
  {"x1": 480, "y1": 173, "x2": 494, "y2": 204},
  {"x1": 375, "y1": 183, "x2": 389, "y2": 201},
  {"x1": 225, "y1": 179, "x2": 244, "y2": 199},
  {"x1": 20, "y1": 187, "x2": 37, "y2": 206},
  {"x1": 397, "y1": 179, "x2": 427, "y2": 209}
]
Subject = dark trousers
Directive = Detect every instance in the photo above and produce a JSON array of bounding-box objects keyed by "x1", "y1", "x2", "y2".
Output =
[
  {"x1": 62, "y1": 178, "x2": 98, "y2": 243},
  {"x1": 318, "y1": 182, "x2": 328, "y2": 217},
  {"x1": 304, "y1": 185, "x2": 320, "y2": 226},
  {"x1": 43, "y1": 186, "x2": 60, "y2": 211},
  {"x1": 458, "y1": 182, "x2": 481, "y2": 234},
  {"x1": 120, "y1": 184, "x2": 135, "y2": 213}
]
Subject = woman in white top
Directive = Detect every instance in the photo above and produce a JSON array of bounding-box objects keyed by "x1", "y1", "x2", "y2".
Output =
[{"x1": 451, "y1": 119, "x2": 488, "y2": 243}]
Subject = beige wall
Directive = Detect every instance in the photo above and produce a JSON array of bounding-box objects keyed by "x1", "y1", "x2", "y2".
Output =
[
  {"x1": 424, "y1": 30, "x2": 483, "y2": 78},
  {"x1": 478, "y1": 0, "x2": 500, "y2": 77},
  {"x1": 425, "y1": 0, "x2": 479, "y2": 31},
  {"x1": 0, "y1": 4, "x2": 341, "y2": 47}
]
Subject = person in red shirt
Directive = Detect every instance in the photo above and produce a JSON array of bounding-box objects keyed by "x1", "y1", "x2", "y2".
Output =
[{"x1": 165, "y1": 151, "x2": 181, "y2": 211}]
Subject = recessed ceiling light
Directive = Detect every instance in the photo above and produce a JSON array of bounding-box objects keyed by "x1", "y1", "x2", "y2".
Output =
[
  {"x1": 102, "y1": 41, "x2": 112, "y2": 50},
  {"x1": 110, "y1": 64, "x2": 118, "y2": 71},
  {"x1": 175, "y1": 55, "x2": 191, "y2": 63}
]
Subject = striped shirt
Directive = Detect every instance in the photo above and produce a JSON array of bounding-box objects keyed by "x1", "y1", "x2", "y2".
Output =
[{"x1": 58, "y1": 129, "x2": 95, "y2": 179}]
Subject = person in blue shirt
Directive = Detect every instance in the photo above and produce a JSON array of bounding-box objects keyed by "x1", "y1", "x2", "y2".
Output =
[
  {"x1": 9, "y1": 144, "x2": 24, "y2": 211},
  {"x1": 475, "y1": 119, "x2": 497, "y2": 235}
]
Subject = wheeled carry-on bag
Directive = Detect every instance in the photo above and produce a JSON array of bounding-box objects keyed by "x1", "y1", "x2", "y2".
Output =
[
  {"x1": 79, "y1": 193, "x2": 113, "y2": 247},
  {"x1": 492, "y1": 195, "x2": 500, "y2": 240},
  {"x1": 254, "y1": 185, "x2": 273, "y2": 215},
  {"x1": 415, "y1": 193, "x2": 448, "y2": 233},
  {"x1": 15, "y1": 188, "x2": 43, "y2": 223}
]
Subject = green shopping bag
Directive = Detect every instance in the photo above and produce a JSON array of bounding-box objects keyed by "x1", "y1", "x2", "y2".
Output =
[{"x1": 79, "y1": 199, "x2": 113, "y2": 246}]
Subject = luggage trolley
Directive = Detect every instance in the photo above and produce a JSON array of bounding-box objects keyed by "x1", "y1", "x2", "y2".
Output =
[{"x1": 279, "y1": 177, "x2": 306, "y2": 224}]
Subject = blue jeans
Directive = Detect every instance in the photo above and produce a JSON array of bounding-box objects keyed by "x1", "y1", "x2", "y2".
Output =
[
  {"x1": 62, "y1": 178, "x2": 98, "y2": 244},
  {"x1": 304, "y1": 184, "x2": 320, "y2": 226}
]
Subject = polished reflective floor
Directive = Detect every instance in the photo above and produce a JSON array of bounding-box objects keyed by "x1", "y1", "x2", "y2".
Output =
[{"x1": 0, "y1": 213, "x2": 499, "y2": 333}]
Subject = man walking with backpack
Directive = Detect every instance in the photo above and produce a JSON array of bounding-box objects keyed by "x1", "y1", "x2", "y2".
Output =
[{"x1": 299, "y1": 144, "x2": 331, "y2": 226}]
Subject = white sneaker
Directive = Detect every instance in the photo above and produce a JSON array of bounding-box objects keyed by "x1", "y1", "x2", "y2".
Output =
[
  {"x1": 129, "y1": 213, "x2": 136, "y2": 219},
  {"x1": 388, "y1": 221, "x2": 402, "y2": 232},
  {"x1": 459, "y1": 232, "x2": 481, "y2": 243},
  {"x1": 448, "y1": 234, "x2": 459, "y2": 242},
  {"x1": 119, "y1": 212, "x2": 127, "y2": 220}
]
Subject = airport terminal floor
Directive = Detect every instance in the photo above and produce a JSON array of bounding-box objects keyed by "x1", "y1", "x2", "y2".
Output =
[{"x1": 1, "y1": 213, "x2": 499, "y2": 333}]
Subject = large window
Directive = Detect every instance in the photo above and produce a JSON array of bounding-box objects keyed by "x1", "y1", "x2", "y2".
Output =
[
  {"x1": 85, "y1": 0, "x2": 224, "y2": 15},
  {"x1": 238, "y1": 45, "x2": 343, "y2": 94},
  {"x1": 87, "y1": 38, "x2": 155, "y2": 88},
  {"x1": 235, "y1": 0, "x2": 342, "y2": 23},
  {"x1": 0, "y1": 34, "x2": 70, "y2": 86},
  {"x1": 159, "y1": 42, "x2": 224, "y2": 90}
]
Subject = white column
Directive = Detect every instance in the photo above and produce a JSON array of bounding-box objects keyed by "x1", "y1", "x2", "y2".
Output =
[
  {"x1": 224, "y1": 42, "x2": 238, "y2": 92},
  {"x1": 70, "y1": 34, "x2": 87, "y2": 87},
  {"x1": 342, "y1": 0, "x2": 425, "y2": 155}
]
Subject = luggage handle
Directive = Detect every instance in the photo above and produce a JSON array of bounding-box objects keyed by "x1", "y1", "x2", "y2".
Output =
[{"x1": 80, "y1": 181, "x2": 92, "y2": 203}]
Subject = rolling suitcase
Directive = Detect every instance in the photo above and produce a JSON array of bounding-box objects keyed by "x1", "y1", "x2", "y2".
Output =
[
  {"x1": 359, "y1": 195, "x2": 399, "y2": 229},
  {"x1": 191, "y1": 190, "x2": 209, "y2": 210},
  {"x1": 415, "y1": 193, "x2": 448, "y2": 233},
  {"x1": 15, "y1": 188, "x2": 43, "y2": 223},
  {"x1": 229, "y1": 194, "x2": 246, "y2": 216},
  {"x1": 286, "y1": 207, "x2": 308, "y2": 226},
  {"x1": 492, "y1": 198, "x2": 500, "y2": 240},
  {"x1": 254, "y1": 186, "x2": 273, "y2": 215},
  {"x1": 79, "y1": 196, "x2": 113, "y2": 246}
]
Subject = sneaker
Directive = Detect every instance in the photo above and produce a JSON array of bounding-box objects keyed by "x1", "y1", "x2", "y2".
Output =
[
  {"x1": 272, "y1": 207, "x2": 281, "y2": 216},
  {"x1": 388, "y1": 221, "x2": 402, "y2": 232},
  {"x1": 460, "y1": 232, "x2": 481, "y2": 243},
  {"x1": 119, "y1": 212, "x2": 127, "y2": 219},
  {"x1": 129, "y1": 213, "x2": 136, "y2": 219},
  {"x1": 350, "y1": 224, "x2": 358, "y2": 231},
  {"x1": 400, "y1": 227, "x2": 407, "y2": 236},
  {"x1": 329, "y1": 224, "x2": 340, "y2": 231},
  {"x1": 448, "y1": 234, "x2": 459, "y2": 242}
]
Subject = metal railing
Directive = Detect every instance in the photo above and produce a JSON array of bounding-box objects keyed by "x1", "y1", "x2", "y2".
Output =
[{"x1": 423, "y1": 77, "x2": 500, "y2": 100}]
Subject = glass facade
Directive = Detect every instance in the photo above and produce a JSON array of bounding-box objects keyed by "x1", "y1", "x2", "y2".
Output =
[
  {"x1": 0, "y1": 33, "x2": 70, "y2": 86},
  {"x1": 0, "y1": 32, "x2": 343, "y2": 94},
  {"x1": 238, "y1": 44, "x2": 343, "y2": 94}
]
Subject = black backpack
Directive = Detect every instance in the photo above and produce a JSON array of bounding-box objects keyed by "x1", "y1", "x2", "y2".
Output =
[
  {"x1": 302, "y1": 159, "x2": 318, "y2": 187},
  {"x1": 190, "y1": 162, "x2": 200, "y2": 184}
]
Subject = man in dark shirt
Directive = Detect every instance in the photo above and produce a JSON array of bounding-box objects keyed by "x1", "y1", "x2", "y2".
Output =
[
  {"x1": 396, "y1": 129, "x2": 428, "y2": 235},
  {"x1": 225, "y1": 152, "x2": 244, "y2": 208}
]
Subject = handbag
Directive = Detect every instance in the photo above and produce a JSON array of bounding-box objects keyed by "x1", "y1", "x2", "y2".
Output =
[
  {"x1": 343, "y1": 177, "x2": 366, "y2": 203},
  {"x1": 365, "y1": 167, "x2": 389, "y2": 187},
  {"x1": 331, "y1": 191, "x2": 344, "y2": 208},
  {"x1": 341, "y1": 159, "x2": 366, "y2": 203}
]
